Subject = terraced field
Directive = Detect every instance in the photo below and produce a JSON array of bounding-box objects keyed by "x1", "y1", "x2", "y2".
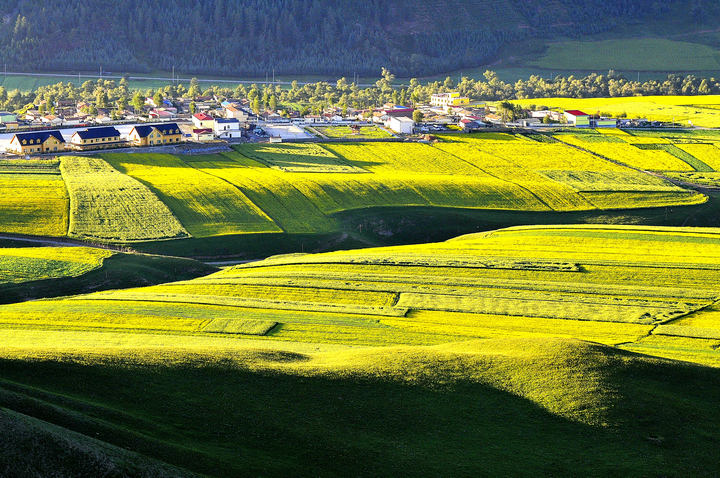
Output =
[{"x1": 3, "y1": 225, "x2": 719, "y2": 365}]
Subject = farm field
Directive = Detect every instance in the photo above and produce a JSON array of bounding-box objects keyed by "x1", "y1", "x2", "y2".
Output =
[
  {"x1": 555, "y1": 129, "x2": 720, "y2": 189},
  {"x1": 60, "y1": 157, "x2": 188, "y2": 242},
  {"x1": 1, "y1": 225, "x2": 720, "y2": 475},
  {"x1": 0, "y1": 133, "x2": 710, "y2": 259},
  {"x1": 314, "y1": 125, "x2": 392, "y2": 139},
  {"x1": 515, "y1": 95, "x2": 720, "y2": 127},
  {"x1": 4, "y1": 225, "x2": 720, "y2": 361},
  {"x1": 0, "y1": 159, "x2": 68, "y2": 236}
]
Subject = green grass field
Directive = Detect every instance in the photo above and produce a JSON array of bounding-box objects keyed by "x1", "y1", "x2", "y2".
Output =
[
  {"x1": 315, "y1": 125, "x2": 392, "y2": 139},
  {"x1": 0, "y1": 245, "x2": 215, "y2": 303},
  {"x1": 2, "y1": 225, "x2": 720, "y2": 475},
  {"x1": 529, "y1": 38, "x2": 720, "y2": 71}
]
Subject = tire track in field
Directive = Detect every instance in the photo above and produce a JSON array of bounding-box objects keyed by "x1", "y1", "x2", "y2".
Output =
[
  {"x1": 431, "y1": 144, "x2": 555, "y2": 210},
  {"x1": 182, "y1": 157, "x2": 335, "y2": 234}
]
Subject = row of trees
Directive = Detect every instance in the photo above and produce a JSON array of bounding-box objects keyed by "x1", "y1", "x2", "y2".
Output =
[{"x1": 4, "y1": 70, "x2": 720, "y2": 117}]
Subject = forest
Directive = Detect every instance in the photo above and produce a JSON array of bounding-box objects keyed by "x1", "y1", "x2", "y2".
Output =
[{"x1": 0, "y1": 0, "x2": 714, "y2": 77}]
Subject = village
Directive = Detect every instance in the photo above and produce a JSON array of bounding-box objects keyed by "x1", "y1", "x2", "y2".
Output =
[{"x1": 0, "y1": 89, "x2": 667, "y2": 156}]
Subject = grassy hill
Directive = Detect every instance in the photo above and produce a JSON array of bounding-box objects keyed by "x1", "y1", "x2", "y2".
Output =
[
  {"x1": 0, "y1": 246, "x2": 216, "y2": 303},
  {"x1": 1, "y1": 225, "x2": 720, "y2": 475}
]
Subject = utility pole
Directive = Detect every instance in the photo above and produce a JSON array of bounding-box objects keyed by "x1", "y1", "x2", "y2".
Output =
[
  {"x1": 272, "y1": 68, "x2": 275, "y2": 83},
  {"x1": 172, "y1": 65, "x2": 175, "y2": 83}
]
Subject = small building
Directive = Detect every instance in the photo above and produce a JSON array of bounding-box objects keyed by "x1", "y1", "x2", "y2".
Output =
[
  {"x1": 563, "y1": 110, "x2": 590, "y2": 127},
  {"x1": 430, "y1": 92, "x2": 470, "y2": 108},
  {"x1": 213, "y1": 118, "x2": 241, "y2": 139},
  {"x1": 387, "y1": 116, "x2": 414, "y2": 134},
  {"x1": 0, "y1": 111, "x2": 17, "y2": 123},
  {"x1": 41, "y1": 114, "x2": 63, "y2": 126},
  {"x1": 192, "y1": 112, "x2": 215, "y2": 129},
  {"x1": 224, "y1": 104, "x2": 249, "y2": 121},
  {"x1": 70, "y1": 126, "x2": 124, "y2": 150},
  {"x1": 149, "y1": 109, "x2": 176, "y2": 119},
  {"x1": 518, "y1": 118, "x2": 541, "y2": 127},
  {"x1": 127, "y1": 123, "x2": 183, "y2": 147},
  {"x1": 8, "y1": 130, "x2": 66, "y2": 155},
  {"x1": 191, "y1": 128, "x2": 214, "y2": 142},
  {"x1": 590, "y1": 116, "x2": 618, "y2": 128}
]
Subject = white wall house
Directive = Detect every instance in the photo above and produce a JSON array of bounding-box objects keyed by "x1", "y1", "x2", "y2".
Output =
[
  {"x1": 224, "y1": 104, "x2": 249, "y2": 122},
  {"x1": 192, "y1": 113, "x2": 215, "y2": 129},
  {"x1": 213, "y1": 118, "x2": 241, "y2": 139},
  {"x1": 387, "y1": 116, "x2": 414, "y2": 134}
]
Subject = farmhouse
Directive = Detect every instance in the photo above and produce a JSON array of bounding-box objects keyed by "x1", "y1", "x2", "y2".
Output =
[
  {"x1": 213, "y1": 118, "x2": 241, "y2": 139},
  {"x1": 563, "y1": 110, "x2": 590, "y2": 127},
  {"x1": 127, "y1": 123, "x2": 183, "y2": 146},
  {"x1": 387, "y1": 116, "x2": 414, "y2": 134},
  {"x1": 192, "y1": 128, "x2": 214, "y2": 142},
  {"x1": 192, "y1": 112, "x2": 215, "y2": 129},
  {"x1": 8, "y1": 130, "x2": 66, "y2": 154},
  {"x1": 430, "y1": 92, "x2": 470, "y2": 108},
  {"x1": 70, "y1": 126, "x2": 124, "y2": 150},
  {"x1": 224, "y1": 104, "x2": 249, "y2": 122}
]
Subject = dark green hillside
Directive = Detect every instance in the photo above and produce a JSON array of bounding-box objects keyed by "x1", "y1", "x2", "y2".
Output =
[
  {"x1": 1, "y1": 339, "x2": 719, "y2": 477},
  {"x1": 0, "y1": 0, "x2": 716, "y2": 77}
]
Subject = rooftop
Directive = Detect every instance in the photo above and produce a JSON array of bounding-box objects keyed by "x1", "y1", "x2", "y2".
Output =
[{"x1": 73, "y1": 126, "x2": 121, "y2": 140}]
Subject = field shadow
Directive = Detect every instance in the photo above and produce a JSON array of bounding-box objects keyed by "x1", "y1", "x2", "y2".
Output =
[{"x1": 1, "y1": 353, "x2": 718, "y2": 476}]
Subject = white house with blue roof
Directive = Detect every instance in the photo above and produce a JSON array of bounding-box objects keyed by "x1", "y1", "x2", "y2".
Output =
[{"x1": 213, "y1": 118, "x2": 241, "y2": 139}]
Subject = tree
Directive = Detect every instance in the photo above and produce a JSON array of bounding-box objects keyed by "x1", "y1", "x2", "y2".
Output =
[
  {"x1": 252, "y1": 96, "x2": 261, "y2": 114},
  {"x1": 95, "y1": 90, "x2": 108, "y2": 108},
  {"x1": 116, "y1": 96, "x2": 128, "y2": 111},
  {"x1": 412, "y1": 110, "x2": 424, "y2": 123},
  {"x1": 131, "y1": 91, "x2": 144, "y2": 112},
  {"x1": 269, "y1": 94, "x2": 277, "y2": 111},
  {"x1": 188, "y1": 77, "x2": 200, "y2": 98},
  {"x1": 189, "y1": 101, "x2": 196, "y2": 114},
  {"x1": 153, "y1": 90, "x2": 164, "y2": 107}
]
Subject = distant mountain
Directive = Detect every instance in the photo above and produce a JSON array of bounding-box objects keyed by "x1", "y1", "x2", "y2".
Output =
[{"x1": 0, "y1": 0, "x2": 718, "y2": 77}]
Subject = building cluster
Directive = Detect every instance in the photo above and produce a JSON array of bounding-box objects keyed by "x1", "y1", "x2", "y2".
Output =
[
  {"x1": 1, "y1": 86, "x2": 648, "y2": 156},
  {"x1": 8, "y1": 123, "x2": 182, "y2": 155}
]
